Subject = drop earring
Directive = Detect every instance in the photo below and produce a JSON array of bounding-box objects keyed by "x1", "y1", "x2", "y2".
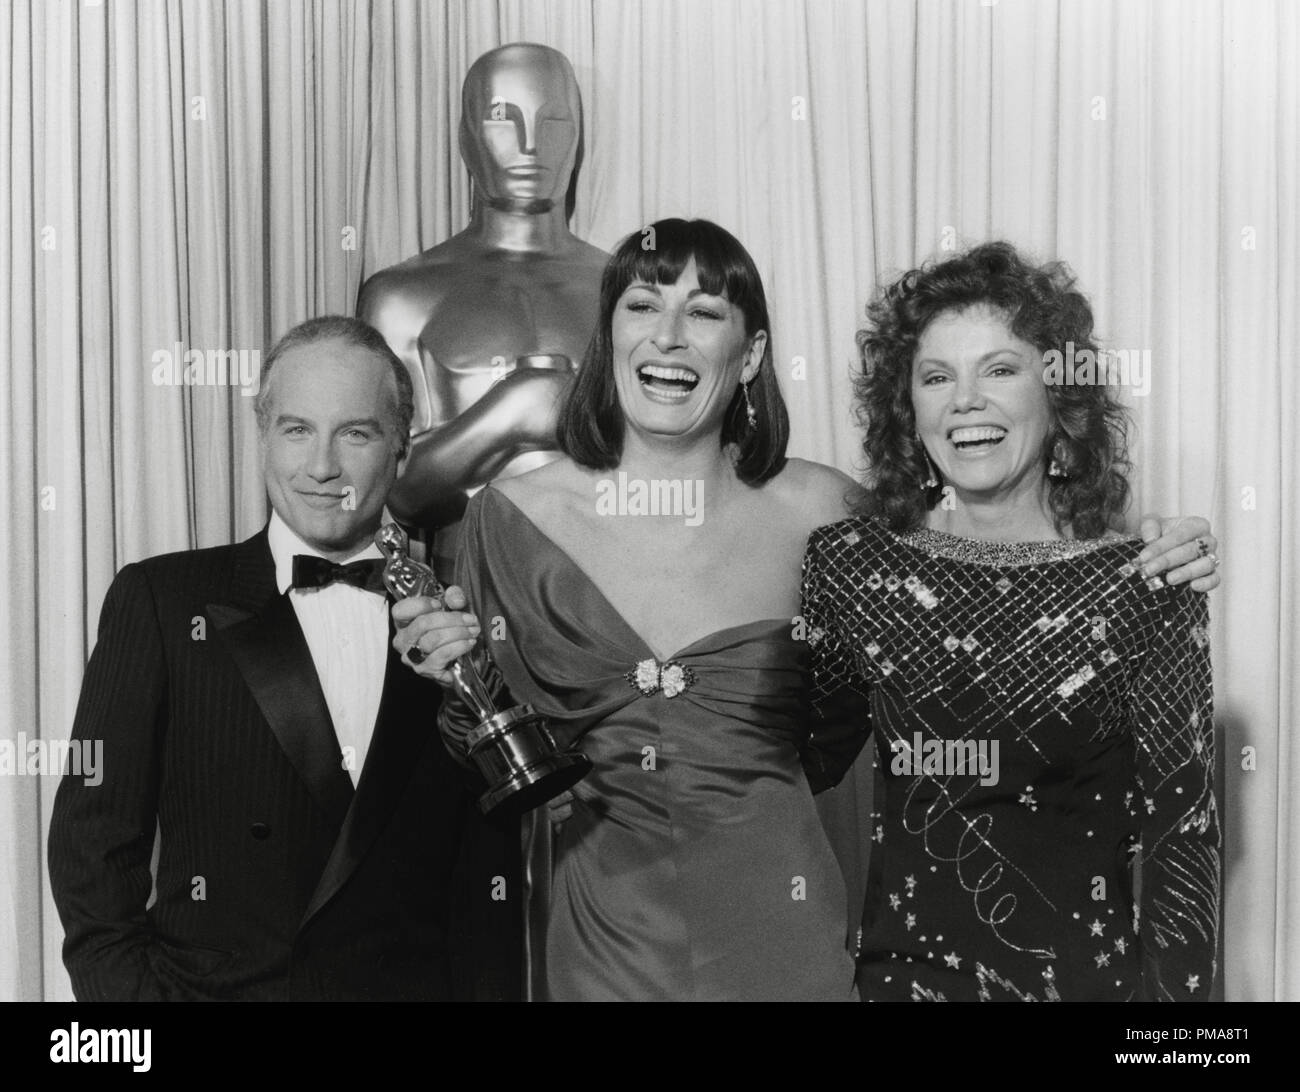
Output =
[
  {"x1": 917, "y1": 433, "x2": 939, "y2": 490},
  {"x1": 1048, "y1": 439, "x2": 1069, "y2": 479},
  {"x1": 743, "y1": 380, "x2": 758, "y2": 431}
]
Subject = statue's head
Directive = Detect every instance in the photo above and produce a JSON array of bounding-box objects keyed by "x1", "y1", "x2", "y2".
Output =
[{"x1": 459, "y1": 43, "x2": 582, "y2": 213}]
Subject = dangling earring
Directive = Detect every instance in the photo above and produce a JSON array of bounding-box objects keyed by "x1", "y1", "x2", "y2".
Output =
[
  {"x1": 743, "y1": 380, "x2": 758, "y2": 431},
  {"x1": 1048, "y1": 439, "x2": 1069, "y2": 479},
  {"x1": 917, "y1": 433, "x2": 938, "y2": 490}
]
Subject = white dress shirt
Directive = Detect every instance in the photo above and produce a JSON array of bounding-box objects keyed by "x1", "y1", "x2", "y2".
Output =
[{"x1": 268, "y1": 512, "x2": 389, "y2": 788}]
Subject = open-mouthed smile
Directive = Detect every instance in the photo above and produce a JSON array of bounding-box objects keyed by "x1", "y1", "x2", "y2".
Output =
[
  {"x1": 637, "y1": 363, "x2": 700, "y2": 402},
  {"x1": 948, "y1": 425, "x2": 1007, "y2": 453}
]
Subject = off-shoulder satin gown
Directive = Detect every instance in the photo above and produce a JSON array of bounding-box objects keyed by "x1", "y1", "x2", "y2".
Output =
[{"x1": 450, "y1": 487, "x2": 857, "y2": 1001}]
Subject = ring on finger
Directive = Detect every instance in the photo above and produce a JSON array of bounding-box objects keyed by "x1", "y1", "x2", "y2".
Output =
[
  {"x1": 1195, "y1": 537, "x2": 1211, "y2": 558},
  {"x1": 408, "y1": 645, "x2": 427, "y2": 665}
]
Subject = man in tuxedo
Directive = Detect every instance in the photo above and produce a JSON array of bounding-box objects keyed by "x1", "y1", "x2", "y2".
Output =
[{"x1": 48, "y1": 316, "x2": 520, "y2": 1001}]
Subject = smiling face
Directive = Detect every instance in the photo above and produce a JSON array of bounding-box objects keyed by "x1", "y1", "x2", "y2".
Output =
[
  {"x1": 461, "y1": 45, "x2": 579, "y2": 211},
  {"x1": 259, "y1": 339, "x2": 406, "y2": 560},
  {"x1": 911, "y1": 304, "x2": 1054, "y2": 502},
  {"x1": 610, "y1": 257, "x2": 766, "y2": 443}
]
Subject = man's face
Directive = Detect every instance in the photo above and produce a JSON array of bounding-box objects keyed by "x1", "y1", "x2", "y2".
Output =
[
  {"x1": 259, "y1": 340, "x2": 406, "y2": 560},
  {"x1": 462, "y1": 48, "x2": 578, "y2": 210}
]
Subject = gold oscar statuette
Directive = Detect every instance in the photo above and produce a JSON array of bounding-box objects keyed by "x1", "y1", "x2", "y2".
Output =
[{"x1": 376, "y1": 523, "x2": 591, "y2": 815}]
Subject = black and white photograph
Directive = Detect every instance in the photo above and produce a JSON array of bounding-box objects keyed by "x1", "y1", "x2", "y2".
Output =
[{"x1": 1, "y1": 0, "x2": 1294, "y2": 1051}]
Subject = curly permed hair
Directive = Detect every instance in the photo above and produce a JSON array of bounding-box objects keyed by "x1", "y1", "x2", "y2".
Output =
[{"x1": 853, "y1": 241, "x2": 1132, "y2": 539}]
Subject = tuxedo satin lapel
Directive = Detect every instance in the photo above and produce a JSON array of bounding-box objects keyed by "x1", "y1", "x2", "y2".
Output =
[
  {"x1": 301, "y1": 641, "x2": 438, "y2": 926},
  {"x1": 207, "y1": 532, "x2": 354, "y2": 832}
]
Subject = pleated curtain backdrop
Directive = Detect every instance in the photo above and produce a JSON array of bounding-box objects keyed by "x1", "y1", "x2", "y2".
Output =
[{"x1": 1, "y1": 0, "x2": 1294, "y2": 1001}]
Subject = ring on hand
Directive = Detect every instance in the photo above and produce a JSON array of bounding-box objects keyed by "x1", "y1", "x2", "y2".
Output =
[
  {"x1": 408, "y1": 646, "x2": 427, "y2": 665},
  {"x1": 1208, "y1": 551, "x2": 1220, "y2": 570},
  {"x1": 1195, "y1": 537, "x2": 1211, "y2": 558}
]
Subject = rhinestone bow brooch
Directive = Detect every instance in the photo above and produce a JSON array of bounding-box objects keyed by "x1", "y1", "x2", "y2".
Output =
[{"x1": 626, "y1": 658, "x2": 697, "y2": 699}]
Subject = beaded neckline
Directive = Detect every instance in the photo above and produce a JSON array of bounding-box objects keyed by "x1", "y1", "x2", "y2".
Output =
[{"x1": 889, "y1": 526, "x2": 1134, "y2": 568}]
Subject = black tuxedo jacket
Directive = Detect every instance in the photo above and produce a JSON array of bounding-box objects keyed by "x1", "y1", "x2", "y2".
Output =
[{"x1": 48, "y1": 528, "x2": 521, "y2": 1001}]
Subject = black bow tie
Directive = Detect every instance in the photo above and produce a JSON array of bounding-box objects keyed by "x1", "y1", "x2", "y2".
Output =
[{"x1": 291, "y1": 555, "x2": 387, "y2": 594}]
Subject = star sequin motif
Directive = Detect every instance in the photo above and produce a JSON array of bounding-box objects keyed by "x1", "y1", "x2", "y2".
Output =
[
  {"x1": 1114, "y1": 937, "x2": 1127, "y2": 955},
  {"x1": 1089, "y1": 919, "x2": 1105, "y2": 937},
  {"x1": 905, "y1": 874, "x2": 917, "y2": 896},
  {"x1": 905, "y1": 913, "x2": 917, "y2": 931},
  {"x1": 1095, "y1": 952, "x2": 1111, "y2": 968},
  {"x1": 889, "y1": 893, "x2": 902, "y2": 910},
  {"x1": 944, "y1": 952, "x2": 961, "y2": 969},
  {"x1": 874, "y1": 825, "x2": 884, "y2": 844},
  {"x1": 1018, "y1": 786, "x2": 1038, "y2": 811},
  {"x1": 1186, "y1": 975, "x2": 1200, "y2": 993}
]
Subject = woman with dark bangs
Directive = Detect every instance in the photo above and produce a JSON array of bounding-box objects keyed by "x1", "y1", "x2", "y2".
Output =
[
  {"x1": 394, "y1": 223, "x2": 1218, "y2": 1001},
  {"x1": 802, "y1": 242, "x2": 1221, "y2": 1001}
]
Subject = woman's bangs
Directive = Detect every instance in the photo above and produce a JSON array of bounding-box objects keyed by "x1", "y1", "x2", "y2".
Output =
[{"x1": 613, "y1": 223, "x2": 743, "y2": 301}]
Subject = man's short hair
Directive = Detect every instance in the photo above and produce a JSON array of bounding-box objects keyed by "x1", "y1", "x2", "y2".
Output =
[{"x1": 255, "y1": 316, "x2": 414, "y2": 457}]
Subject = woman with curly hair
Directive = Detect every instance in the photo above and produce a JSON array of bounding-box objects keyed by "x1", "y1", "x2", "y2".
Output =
[{"x1": 802, "y1": 242, "x2": 1221, "y2": 1001}]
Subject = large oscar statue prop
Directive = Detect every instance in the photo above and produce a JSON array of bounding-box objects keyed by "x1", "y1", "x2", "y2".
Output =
[
  {"x1": 377, "y1": 522, "x2": 590, "y2": 815},
  {"x1": 358, "y1": 43, "x2": 607, "y2": 577},
  {"x1": 359, "y1": 42, "x2": 607, "y2": 1001}
]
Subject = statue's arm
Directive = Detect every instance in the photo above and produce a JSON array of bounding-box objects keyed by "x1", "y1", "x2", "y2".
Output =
[
  {"x1": 357, "y1": 273, "x2": 434, "y2": 431},
  {"x1": 388, "y1": 367, "x2": 574, "y2": 527}
]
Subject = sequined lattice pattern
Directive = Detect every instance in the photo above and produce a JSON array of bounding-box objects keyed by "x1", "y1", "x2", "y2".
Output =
[{"x1": 801, "y1": 519, "x2": 1219, "y2": 1001}]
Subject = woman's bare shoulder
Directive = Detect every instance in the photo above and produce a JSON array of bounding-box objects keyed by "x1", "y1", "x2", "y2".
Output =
[
  {"x1": 768, "y1": 458, "x2": 864, "y2": 532},
  {"x1": 490, "y1": 457, "x2": 592, "y2": 520}
]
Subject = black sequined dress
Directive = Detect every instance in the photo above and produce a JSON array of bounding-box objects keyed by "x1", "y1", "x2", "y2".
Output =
[{"x1": 801, "y1": 519, "x2": 1219, "y2": 1001}]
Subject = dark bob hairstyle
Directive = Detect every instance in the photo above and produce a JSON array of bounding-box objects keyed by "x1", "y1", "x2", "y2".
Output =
[
  {"x1": 556, "y1": 218, "x2": 789, "y2": 485},
  {"x1": 854, "y1": 241, "x2": 1131, "y2": 539}
]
